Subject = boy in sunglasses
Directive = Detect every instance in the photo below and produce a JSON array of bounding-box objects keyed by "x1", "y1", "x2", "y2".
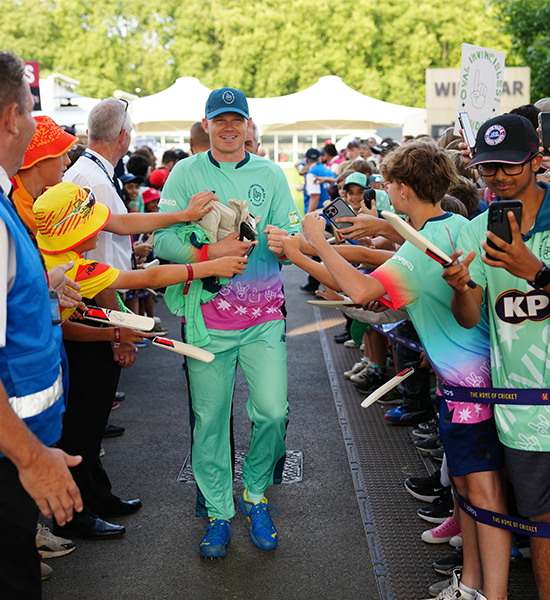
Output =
[{"x1": 444, "y1": 114, "x2": 550, "y2": 600}]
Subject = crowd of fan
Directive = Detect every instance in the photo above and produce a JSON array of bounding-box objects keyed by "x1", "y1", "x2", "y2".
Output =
[
  {"x1": 3, "y1": 43, "x2": 550, "y2": 600},
  {"x1": 287, "y1": 102, "x2": 550, "y2": 600}
]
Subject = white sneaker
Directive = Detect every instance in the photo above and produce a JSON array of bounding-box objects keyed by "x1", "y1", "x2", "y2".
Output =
[
  {"x1": 41, "y1": 562, "x2": 53, "y2": 581},
  {"x1": 350, "y1": 364, "x2": 375, "y2": 383},
  {"x1": 36, "y1": 524, "x2": 76, "y2": 558},
  {"x1": 474, "y1": 593, "x2": 487, "y2": 600},
  {"x1": 343, "y1": 359, "x2": 367, "y2": 379},
  {"x1": 428, "y1": 576, "x2": 452, "y2": 597},
  {"x1": 421, "y1": 569, "x2": 475, "y2": 600},
  {"x1": 426, "y1": 569, "x2": 476, "y2": 600},
  {"x1": 343, "y1": 339, "x2": 358, "y2": 348},
  {"x1": 449, "y1": 533, "x2": 463, "y2": 548}
]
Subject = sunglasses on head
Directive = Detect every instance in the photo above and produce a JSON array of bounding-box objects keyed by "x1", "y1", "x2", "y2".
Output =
[{"x1": 54, "y1": 186, "x2": 96, "y2": 228}]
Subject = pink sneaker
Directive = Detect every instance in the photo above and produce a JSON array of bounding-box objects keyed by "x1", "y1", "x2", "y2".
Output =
[{"x1": 421, "y1": 517, "x2": 460, "y2": 544}]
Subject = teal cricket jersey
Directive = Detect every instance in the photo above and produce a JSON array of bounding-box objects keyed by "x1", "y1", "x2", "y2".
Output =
[
  {"x1": 155, "y1": 151, "x2": 301, "y2": 330},
  {"x1": 371, "y1": 212, "x2": 493, "y2": 424},
  {"x1": 459, "y1": 182, "x2": 550, "y2": 451}
]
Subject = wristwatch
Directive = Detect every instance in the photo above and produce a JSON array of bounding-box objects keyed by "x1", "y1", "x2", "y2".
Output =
[{"x1": 530, "y1": 263, "x2": 550, "y2": 289}]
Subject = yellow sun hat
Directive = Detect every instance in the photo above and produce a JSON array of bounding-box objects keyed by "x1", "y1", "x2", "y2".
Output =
[{"x1": 34, "y1": 182, "x2": 111, "y2": 254}]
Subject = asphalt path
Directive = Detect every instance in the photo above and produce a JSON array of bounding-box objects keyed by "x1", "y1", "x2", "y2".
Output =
[{"x1": 42, "y1": 264, "x2": 378, "y2": 600}]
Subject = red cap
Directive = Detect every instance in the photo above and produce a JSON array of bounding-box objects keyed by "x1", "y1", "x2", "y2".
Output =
[
  {"x1": 143, "y1": 188, "x2": 161, "y2": 204},
  {"x1": 149, "y1": 168, "x2": 169, "y2": 189}
]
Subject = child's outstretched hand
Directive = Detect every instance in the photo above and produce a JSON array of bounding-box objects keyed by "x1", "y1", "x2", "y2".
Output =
[
  {"x1": 281, "y1": 233, "x2": 301, "y2": 260},
  {"x1": 180, "y1": 191, "x2": 218, "y2": 222},
  {"x1": 315, "y1": 286, "x2": 344, "y2": 301}
]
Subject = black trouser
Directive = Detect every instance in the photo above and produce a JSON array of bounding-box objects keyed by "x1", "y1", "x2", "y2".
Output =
[
  {"x1": 0, "y1": 457, "x2": 40, "y2": 599},
  {"x1": 59, "y1": 338, "x2": 121, "y2": 514},
  {"x1": 394, "y1": 321, "x2": 431, "y2": 410}
]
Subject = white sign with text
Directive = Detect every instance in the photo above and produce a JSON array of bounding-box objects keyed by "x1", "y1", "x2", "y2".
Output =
[{"x1": 454, "y1": 44, "x2": 506, "y2": 137}]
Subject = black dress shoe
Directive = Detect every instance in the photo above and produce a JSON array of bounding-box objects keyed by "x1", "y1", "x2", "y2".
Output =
[
  {"x1": 53, "y1": 513, "x2": 125, "y2": 540},
  {"x1": 95, "y1": 497, "x2": 142, "y2": 518},
  {"x1": 334, "y1": 331, "x2": 351, "y2": 343},
  {"x1": 103, "y1": 423, "x2": 125, "y2": 438}
]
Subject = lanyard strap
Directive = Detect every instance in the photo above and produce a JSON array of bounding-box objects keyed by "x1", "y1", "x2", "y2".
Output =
[
  {"x1": 82, "y1": 151, "x2": 125, "y2": 201},
  {"x1": 442, "y1": 384, "x2": 550, "y2": 405},
  {"x1": 452, "y1": 482, "x2": 550, "y2": 538}
]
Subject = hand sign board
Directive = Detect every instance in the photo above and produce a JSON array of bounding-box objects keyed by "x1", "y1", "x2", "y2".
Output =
[{"x1": 454, "y1": 44, "x2": 506, "y2": 139}]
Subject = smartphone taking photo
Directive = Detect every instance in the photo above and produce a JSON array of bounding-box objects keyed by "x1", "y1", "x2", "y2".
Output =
[
  {"x1": 486, "y1": 200, "x2": 523, "y2": 258},
  {"x1": 458, "y1": 112, "x2": 477, "y2": 158},
  {"x1": 322, "y1": 197, "x2": 357, "y2": 230}
]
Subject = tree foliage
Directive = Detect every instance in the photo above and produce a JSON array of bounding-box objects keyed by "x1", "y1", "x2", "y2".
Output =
[
  {"x1": 491, "y1": 0, "x2": 550, "y2": 101},
  {"x1": 1, "y1": 0, "x2": 511, "y2": 105}
]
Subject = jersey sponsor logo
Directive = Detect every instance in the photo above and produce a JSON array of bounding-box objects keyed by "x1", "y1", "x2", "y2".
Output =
[
  {"x1": 159, "y1": 198, "x2": 176, "y2": 206},
  {"x1": 393, "y1": 255, "x2": 414, "y2": 271},
  {"x1": 495, "y1": 288, "x2": 550, "y2": 324},
  {"x1": 289, "y1": 211, "x2": 299, "y2": 227},
  {"x1": 248, "y1": 183, "x2": 266, "y2": 207},
  {"x1": 85, "y1": 262, "x2": 98, "y2": 276},
  {"x1": 485, "y1": 124, "x2": 506, "y2": 146}
]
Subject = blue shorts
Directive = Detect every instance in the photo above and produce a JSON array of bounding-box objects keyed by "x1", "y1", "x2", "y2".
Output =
[{"x1": 439, "y1": 401, "x2": 504, "y2": 477}]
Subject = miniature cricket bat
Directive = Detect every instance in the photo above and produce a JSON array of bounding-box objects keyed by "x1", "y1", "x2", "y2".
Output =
[
  {"x1": 361, "y1": 365, "x2": 416, "y2": 408},
  {"x1": 307, "y1": 300, "x2": 363, "y2": 308},
  {"x1": 381, "y1": 211, "x2": 476, "y2": 288},
  {"x1": 83, "y1": 306, "x2": 155, "y2": 331},
  {"x1": 152, "y1": 337, "x2": 215, "y2": 363}
]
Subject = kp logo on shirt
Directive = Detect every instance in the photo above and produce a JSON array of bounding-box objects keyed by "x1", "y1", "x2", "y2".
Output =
[{"x1": 495, "y1": 289, "x2": 550, "y2": 324}]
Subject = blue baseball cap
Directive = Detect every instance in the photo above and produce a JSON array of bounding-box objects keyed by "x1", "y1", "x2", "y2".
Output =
[{"x1": 205, "y1": 87, "x2": 249, "y2": 119}]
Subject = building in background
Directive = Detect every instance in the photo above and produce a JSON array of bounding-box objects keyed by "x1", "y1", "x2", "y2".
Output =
[{"x1": 426, "y1": 67, "x2": 531, "y2": 138}]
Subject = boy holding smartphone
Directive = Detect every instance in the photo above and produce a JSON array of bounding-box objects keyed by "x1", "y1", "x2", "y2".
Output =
[{"x1": 444, "y1": 113, "x2": 550, "y2": 600}]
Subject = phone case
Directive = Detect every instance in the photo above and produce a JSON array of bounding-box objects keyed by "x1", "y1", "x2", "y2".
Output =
[
  {"x1": 487, "y1": 200, "x2": 523, "y2": 253},
  {"x1": 539, "y1": 113, "x2": 550, "y2": 156},
  {"x1": 323, "y1": 198, "x2": 357, "y2": 230}
]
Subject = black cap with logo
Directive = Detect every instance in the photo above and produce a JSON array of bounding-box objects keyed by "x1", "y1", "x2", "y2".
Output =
[{"x1": 469, "y1": 114, "x2": 540, "y2": 167}]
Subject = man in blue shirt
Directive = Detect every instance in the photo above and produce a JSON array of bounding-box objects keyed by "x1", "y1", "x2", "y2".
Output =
[{"x1": 0, "y1": 51, "x2": 83, "y2": 599}]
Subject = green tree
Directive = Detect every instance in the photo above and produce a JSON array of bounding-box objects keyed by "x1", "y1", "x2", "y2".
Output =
[
  {"x1": 492, "y1": 0, "x2": 550, "y2": 101},
  {"x1": 0, "y1": 0, "x2": 512, "y2": 105}
]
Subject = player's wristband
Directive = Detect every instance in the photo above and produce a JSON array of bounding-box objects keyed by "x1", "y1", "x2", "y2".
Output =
[
  {"x1": 113, "y1": 326, "x2": 121, "y2": 348},
  {"x1": 183, "y1": 263, "x2": 194, "y2": 295}
]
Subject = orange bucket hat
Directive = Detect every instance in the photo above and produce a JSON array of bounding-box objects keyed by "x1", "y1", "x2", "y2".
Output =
[
  {"x1": 34, "y1": 182, "x2": 110, "y2": 254},
  {"x1": 21, "y1": 116, "x2": 77, "y2": 169}
]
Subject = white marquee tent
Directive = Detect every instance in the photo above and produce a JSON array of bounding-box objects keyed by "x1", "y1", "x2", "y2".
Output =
[
  {"x1": 35, "y1": 73, "x2": 426, "y2": 163},
  {"x1": 131, "y1": 75, "x2": 425, "y2": 136}
]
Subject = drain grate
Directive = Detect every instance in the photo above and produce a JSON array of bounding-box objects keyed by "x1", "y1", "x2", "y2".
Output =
[
  {"x1": 314, "y1": 305, "x2": 538, "y2": 600},
  {"x1": 177, "y1": 450, "x2": 303, "y2": 484}
]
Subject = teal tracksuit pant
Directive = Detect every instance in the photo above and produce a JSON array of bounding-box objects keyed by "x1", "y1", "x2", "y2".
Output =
[{"x1": 186, "y1": 320, "x2": 289, "y2": 520}]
